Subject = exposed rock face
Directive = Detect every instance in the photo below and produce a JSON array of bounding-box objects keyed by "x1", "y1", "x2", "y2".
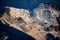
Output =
[{"x1": 0, "y1": 3, "x2": 60, "y2": 40}]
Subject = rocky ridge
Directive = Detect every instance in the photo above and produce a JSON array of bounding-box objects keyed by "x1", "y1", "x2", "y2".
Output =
[{"x1": 0, "y1": 3, "x2": 60, "y2": 40}]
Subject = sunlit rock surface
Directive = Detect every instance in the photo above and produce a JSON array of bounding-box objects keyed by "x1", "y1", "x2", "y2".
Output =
[{"x1": 0, "y1": 3, "x2": 60, "y2": 40}]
